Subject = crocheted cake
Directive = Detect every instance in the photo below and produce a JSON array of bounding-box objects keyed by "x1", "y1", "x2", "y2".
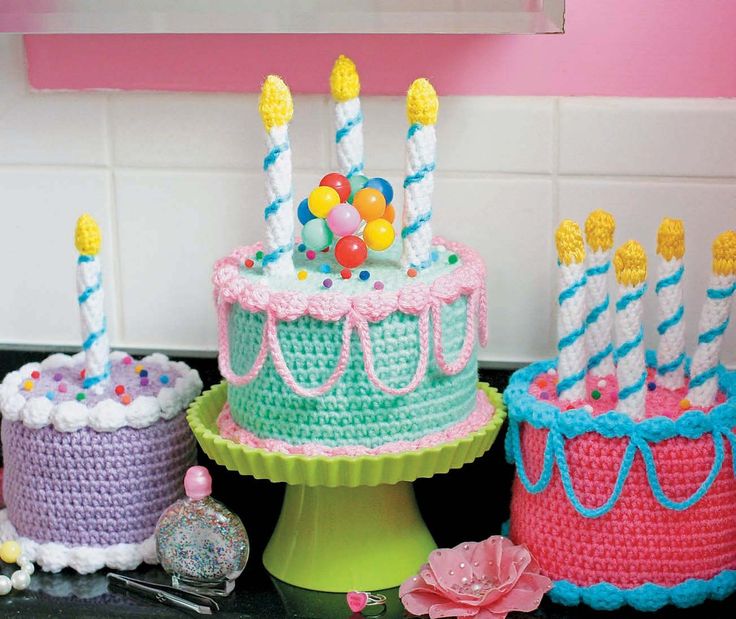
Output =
[
  {"x1": 213, "y1": 61, "x2": 493, "y2": 455},
  {"x1": 0, "y1": 351, "x2": 201, "y2": 574},
  {"x1": 505, "y1": 214, "x2": 736, "y2": 611}
]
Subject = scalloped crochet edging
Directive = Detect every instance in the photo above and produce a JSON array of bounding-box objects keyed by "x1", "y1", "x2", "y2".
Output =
[{"x1": 549, "y1": 570, "x2": 736, "y2": 612}]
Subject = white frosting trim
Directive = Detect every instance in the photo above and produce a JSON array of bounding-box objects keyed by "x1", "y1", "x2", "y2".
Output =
[
  {"x1": 0, "y1": 509, "x2": 157, "y2": 574},
  {"x1": 0, "y1": 351, "x2": 203, "y2": 432}
]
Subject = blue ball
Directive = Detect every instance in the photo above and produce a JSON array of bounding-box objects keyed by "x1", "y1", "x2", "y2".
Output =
[
  {"x1": 365, "y1": 177, "x2": 393, "y2": 205},
  {"x1": 297, "y1": 198, "x2": 316, "y2": 225}
]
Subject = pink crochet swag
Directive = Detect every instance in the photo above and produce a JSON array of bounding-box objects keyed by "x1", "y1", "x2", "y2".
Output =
[{"x1": 400, "y1": 536, "x2": 551, "y2": 619}]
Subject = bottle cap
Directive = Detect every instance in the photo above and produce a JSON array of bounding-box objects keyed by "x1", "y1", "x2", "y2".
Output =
[{"x1": 184, "y1": 466, "x2": 212, "y2": 500}]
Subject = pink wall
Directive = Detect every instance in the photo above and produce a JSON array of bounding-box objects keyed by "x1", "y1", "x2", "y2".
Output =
[{"x1": 25, "y1": 0, "x2": 736, "y2": 97}]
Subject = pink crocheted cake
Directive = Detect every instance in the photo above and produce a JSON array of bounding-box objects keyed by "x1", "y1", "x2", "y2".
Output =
[{"x1": 0, "y1": 351, "x2": 201, "y2": 573}]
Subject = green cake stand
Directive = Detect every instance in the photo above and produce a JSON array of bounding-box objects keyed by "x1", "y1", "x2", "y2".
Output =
[{"x1": 187, "y1": 382, "x2": 505, "y2": 593}]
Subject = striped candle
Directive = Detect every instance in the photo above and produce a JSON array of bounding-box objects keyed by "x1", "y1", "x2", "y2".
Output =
[
  {"x1": 583, "y1": 210, "x2": 615, "y2": 377},
  {"x1": 613, "y1": 241, "x2": 648, "y2": 421},
  {"x1": 687, "y1": 230, "x2": 736, "y2": 408},
  {"x1": 555, "y1": 220, "x2": 588, "y2": 403},
  {"x1": 259, "y1": 75, "x2": 295, "y2": 277},
  {"x1": 330, "y1": 55, "x2": 364, "y2": 178},
  {"x1": 655, "y1": 218, "x2": 686, "y2": 389},
  {"x1": 402, "y1": 78, "x2": 438, "y2": 270},
  {"x1": 74, "y1": 214, "x2": 110, "y2": 393}
]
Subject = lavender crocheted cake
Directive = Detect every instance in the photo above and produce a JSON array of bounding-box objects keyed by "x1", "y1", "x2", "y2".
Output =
[{"x1": 0, "y1": 351, "x2": 202, "y2": 573}]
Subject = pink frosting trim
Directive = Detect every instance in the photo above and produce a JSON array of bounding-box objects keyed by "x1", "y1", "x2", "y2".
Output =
[
  {"x1": 216, "y1": 389, "x2": 494, "y2": 456},
  {"x1": 214, "y1": 238, "x2": 486, "y2": 398}
]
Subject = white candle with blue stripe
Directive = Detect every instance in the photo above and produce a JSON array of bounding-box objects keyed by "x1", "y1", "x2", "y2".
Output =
[
  {"x1": 259, "y1": 75, "x2": 295, "y2": 277},
  {"x1": 614, "y1": 241, "x2": 648, "y2": 420},
  {"x1": 555, "y1": 220, "x2": 588, "y2": 403},
  {"x1": 330, "y1": 55, "x2": 364, "y2": 178},
  {"x1": 74, "y1": 214, "x2": 110, "y2": 393},
  {"x1": 688, "y1": 231, "x2": 736, "y2": 408},
  {"x1": 584, "y1": 210, "x2": 615, "y2": 377},
  {"x1": 655, "y1": 218, "x2": 686, "y2": 389},
  {"x1": 402, "y1": 78, "x2": 438, "y2": 270}
]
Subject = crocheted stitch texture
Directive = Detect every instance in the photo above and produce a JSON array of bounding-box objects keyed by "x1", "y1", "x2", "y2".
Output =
[{"x1": 504, "y1": 354, "x2": 736, "y2": 597}]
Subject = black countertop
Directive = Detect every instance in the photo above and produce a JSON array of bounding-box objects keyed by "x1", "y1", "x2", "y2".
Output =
[{"x1": 0, "y1": 350, "x2": 733, "y2": 619}]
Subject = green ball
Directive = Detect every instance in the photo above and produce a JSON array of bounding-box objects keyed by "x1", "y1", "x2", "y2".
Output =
[
  {"x1": 302, "y1": 218, "x2": 334, "y2": 251},
  {"x1": 347, "y1": 174, "x2": 369, "y2": 204}
]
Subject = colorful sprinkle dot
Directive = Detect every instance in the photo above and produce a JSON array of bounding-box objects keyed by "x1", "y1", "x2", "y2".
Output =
[
  {"x1": 374, "y1": 281, "x2": 384, "y2": 291},
  {"x1": 359, "y1": 270, "x2": 370, "y2": 281},
  {"x1": 134, "y1": 365, "x2": 143, "y2": 374},
  {"x1": 297, "y1": 243, "x2": 306, "y2": 252},
  {"x1": 255, "y1": 250, "x2": 264, "y2": 260},
  {"x1": 121, "y1": 394, "x2": 132, "y2": 406},
  {"x1": 306, "y1": 250, "x2": 317, "y2": 261},
  {"x1": 45, "y1": 391, "x2": 55, "y2": 401},
  {"x1": 244, "y1": 258, "x2": 255, "y2": 269},
  {"x1": 140, "y1": 377, "x2": 150, "y2": 387},
  {"x1": 76, "y1": 393, "x2": 86, "y2": 401},
  {"x1": 80, "y1": 369, "x2": 86, "y2": 379},
  {"x1": 114, "y1": 384, "x2": 125, "y2": 395},
  {"x1": 340, "y1": 268, "x2": 352, "y2": 280},
  {"x1": 431, "y1": 250, "x2": 439, "y2": 262},
  {"x1": 407, "y1": 268, "x2": 418, "y2": 278},
  {"x1": 597, "y1": 379, "x2": 607, "y2": 388},
  {"x1": 647, "y1": 381, "x2": 656, "y2": 391},
  {"x1": 583, "y1": 404, "x2": 594, "y2": 413},
  {"x1": 323, "y1": 278, "x2": 333, "y2": 289},
  {"x1": 540, "y1": 391, "x2": 550, "y2": 400},
  {"x1": 448, "y1": 254, "x2": 459, "y2": 265},
  {"x1": 321, "y1": 247, "x2": 330, "y2": 253},
  {"x1": 591, "y1": 390, "x2": 602, "y2": 400},
  {"x1": 436, "y1": 244, "x2": 447, "y2": 252},
  {"x1": 537, "y1": 378, "x2": 548, "y2": 388},
  {"x1": 160, "y1": 375, "x2": 170, "y2": 385},
  {"x1": 547, "y1": 368, "x2": 557, "y2": 376},
  {"x1": 31, "y1": 370, "x2": 40, "y2": 380},
  {"x1": 123, "y1": 356, "x2": 133, "y2": 365},
  {"x1": 297, "y1": 270, "x2": 308, "y2": 281},
  {"x1": 58, "y1": 383, "x2": 68, "y2": 393},
  {"x1": 679, "y1": 398, "x2": 691, "y2": 410},
  {"x1": 319, "y1": 264, "x2": 331, "y2": 274},
  {"x1": 140, "y1": 369, "x2": 149, "y2": 378},
  {"x1": 22, "y1": 380, "x2": 33, "y2": 392},
  {"x1": 53, "y1": 372, "x2": 63, "y2": 382}
]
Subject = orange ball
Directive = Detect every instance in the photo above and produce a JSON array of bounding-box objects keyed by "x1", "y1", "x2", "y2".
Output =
[
  {"x1": 353, "y1": 188, "x2": 386, "y2": 222},
  {"x1": 383, "y1": 203, "x2": 395, "y2": 224}
]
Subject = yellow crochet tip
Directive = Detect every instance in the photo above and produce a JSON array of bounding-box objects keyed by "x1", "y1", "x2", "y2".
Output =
[
  {"x1": 712, "y1": 230, "x2": 736, "y2": 276},
  {"x1": 584, "y1": 210, "x2": 615, "y2": 252},
  {"x1": 656, "y1": 218, "x2": 685, "y2": 261},
  {"x1": 330, "y1": 55, "x2": 360, "y2": 102},
  {"x1": 259, "y1": 75, "x2": 294, "y2": 131},
  {"x1": 407, "y1": 78, "x2": 438, "y2": 126},
  {"x1": 75, "y1": 214, "x2": 101, "y2": 256},
  {"x1": 555, "y1": 220, "x2": 585, "y2": 266},
  {"x1": 614, "y1": 240, "x2": 647, "y2": 286}
]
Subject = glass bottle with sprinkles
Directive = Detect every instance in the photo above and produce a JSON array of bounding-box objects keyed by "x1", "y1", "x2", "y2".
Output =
[{"x1": 155, "y1": 466, "x2": 249, "y2": 596}]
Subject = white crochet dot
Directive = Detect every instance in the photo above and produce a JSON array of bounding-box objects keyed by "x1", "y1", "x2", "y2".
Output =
[
  {"x1": 584, "y1": 404, "x2": 594, "y2": 413},
  {"x1": 547, "y1": 368, "x2": 557, "y2": 376},
  {"x1": 597, "y1": 379, "x2": 607, "y2": 388}
]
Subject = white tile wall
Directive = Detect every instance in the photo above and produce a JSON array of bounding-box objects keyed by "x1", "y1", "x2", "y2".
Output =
[{"x1": 1, "y1": 35, "x2": 735, "y2": 366}]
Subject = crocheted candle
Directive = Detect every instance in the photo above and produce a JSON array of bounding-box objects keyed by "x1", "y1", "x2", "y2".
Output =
[
  {"x1": 583, "y1": 210, "x2": 615, "y2": 377},
  {"x1": 613, "y1": 241, "x2": 648, "y2": 420},
  {"x1": 74, "y1": 214, "x2": 110, "y2": 394},
  {"x1": 330, "y1": 55, "x2": 364, "y2": 178},
  {"x1": 688, "y1": 230, "x2": 736, "y2": 408},
  {"x1": 259, "y1": 75, "x2": 295, "y2": 277},
  {"x1": 555, "y1": 220, "x2": 587, "y2": 402},
  {"x1": 402, "y1": 78, "x2": 438, "y2": 270},
  {"x1": 655, "y1": 219, "x2": 686, "y2": 389}
]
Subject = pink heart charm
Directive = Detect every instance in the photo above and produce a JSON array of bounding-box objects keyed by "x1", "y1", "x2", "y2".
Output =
[{"x1": 346, "y1": 591, "x2": 368, "y2": 612}]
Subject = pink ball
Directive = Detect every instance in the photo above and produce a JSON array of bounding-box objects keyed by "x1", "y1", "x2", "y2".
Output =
[
  {"x1": 326, "y1": 203, "x2": 361, "y2": 237},
  {"x1": 184, "y1": 465, "x2": 212, "y2": 500}
]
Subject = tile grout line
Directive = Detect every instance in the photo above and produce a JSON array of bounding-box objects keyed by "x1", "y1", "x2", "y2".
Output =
[
  {"x1": 546, "y1": 96, "x2": 562, "y2": 353},
  {"x1": 102, "y1": 94, "x2": 127, "y2": 346}
]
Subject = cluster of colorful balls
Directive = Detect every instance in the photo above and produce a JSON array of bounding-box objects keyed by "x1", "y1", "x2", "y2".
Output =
[{"x1": 298, "y1": 173, "x2": 396, "y2": 270}]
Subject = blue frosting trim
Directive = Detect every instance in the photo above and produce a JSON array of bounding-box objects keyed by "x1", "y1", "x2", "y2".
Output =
[{"x1": 503, "y1": 351, "x2": 736, "y2": 517}]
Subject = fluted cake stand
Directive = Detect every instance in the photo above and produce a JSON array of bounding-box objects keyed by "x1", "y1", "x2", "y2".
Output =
[{"x1": 187, "y1": 382, "x2": 505, "y2": 593}]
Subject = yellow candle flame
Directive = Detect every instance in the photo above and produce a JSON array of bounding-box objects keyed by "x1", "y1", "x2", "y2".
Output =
[
  {"x1": 555, "y1": 220, "x2": 585, "y2": 265},
  {"x1": 614, "y1": 241, "x2": 647, "y2": 286},
  {"x1": 407, "y1": 78, "x2": 438, "y2": 126},
  {"x1": 712, "y1": 230, "x2": 736, "y2": 276},
  {"x1": 75, "y1": 214, "x2": 101, "y2": 256},
  {"x1": 259, "y1": 75, "x2": 294, "y2": 131},
  {"x1": 656, "y1": 218, "x2": 685, "y2": 260},
  {"x1": 330, "y1": 55, "x2": 360, "y2": 102},
  {"x1": 584, "y1": 210, "x2": 615, "y2": 252}
]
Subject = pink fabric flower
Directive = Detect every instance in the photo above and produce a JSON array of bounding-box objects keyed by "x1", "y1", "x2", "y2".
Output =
[{"x1": 400, "y1": 536, "x2": 552, "y2": 619}]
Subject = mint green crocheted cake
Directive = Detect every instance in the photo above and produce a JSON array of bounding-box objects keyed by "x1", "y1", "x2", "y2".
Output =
[{"x1": 228, "y1": 297, "x2": 478, "y2": 448}]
